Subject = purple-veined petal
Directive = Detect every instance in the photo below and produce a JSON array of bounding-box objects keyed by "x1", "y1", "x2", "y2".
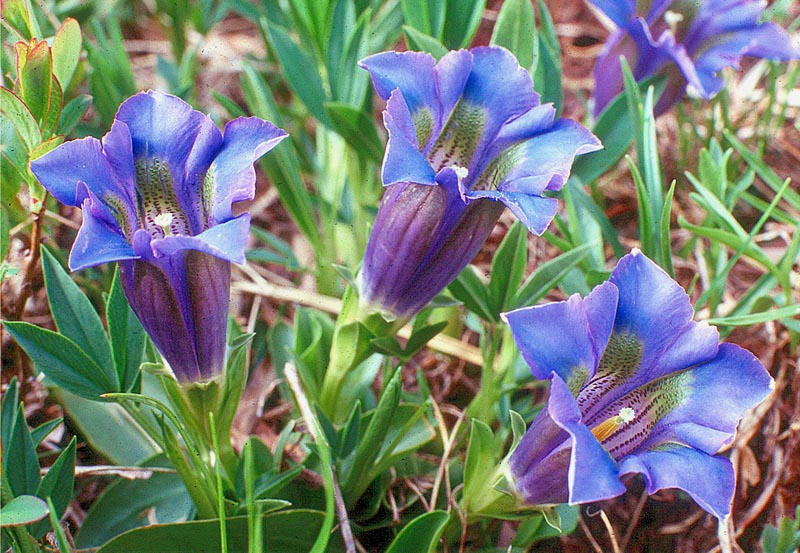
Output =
[
  {"x1": 641, "y1": 343, "x2": 773, "y2": 455},
  {"x1": 548, "y1": 375, "x2": 626, "y2": 504},
  {"x1": 150, "y1": 214, "x2": 251, "y2": 264},
  {"x1": 118, "y1": 257, "x2": 203, "y2": 382},
  {"x1": 618, "y1": 445, "x2": 735, "y2": 520},
  {"x1": 502, "y1": 281, "x2": 619, "y2": 383},
  {"x1": 206, "y1": 117, "x2": 287, "y2": 224}
]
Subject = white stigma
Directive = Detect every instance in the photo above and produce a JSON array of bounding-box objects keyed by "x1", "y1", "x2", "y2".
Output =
[
  {"x1": 154, "y1": 212, "x2": 174, "y2": 236},
  {"x1": 618, "y1": 407, "x2": 635, "y2": 424},
  {"x1": 451, "y1": 165, "x2": 469, "y2": 181},
  {"x1": 664, "y1": 11, "x2": 683, "y2": 33}
]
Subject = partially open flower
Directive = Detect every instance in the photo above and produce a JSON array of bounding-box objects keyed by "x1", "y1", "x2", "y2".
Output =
[
  {"x1": 31, "y1": 91, "x2": 286, "y2": 382},
  {"x1": 503, "y1": 250, "x2": 773, "y2": 519},
  {"x1": 590, "y1": 0, "x2": 800, "y2": 116},
  {"x1": 358, "y1": 46, "x2": 601, "y2": 325}
]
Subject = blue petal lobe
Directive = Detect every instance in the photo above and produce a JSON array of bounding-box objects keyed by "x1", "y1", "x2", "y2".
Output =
[
  {"x1": 70, "y1": 194, "x2": 137, "y2": 270},
  {"x1": 359, "y1": 51, "x2": 437, "y2": 112},
  {"x1": 618, "y1": 446, "x2": 734, "y2": 520},
  {"x1": 609, "y1": 250, "x2": 720, "y2": 384},
  {"x1": 645, "y1": 343, "x2": 773, "y2": 455},
  {"x1": 588, "y1": 0, "x2": 635, "y2": 28},
  {"x1": 151, "y1": 214, "x2": 251, "y2": 264},
  {"x1": 30, "y1": 137, "x2": 116, "y2": 207},
  {"x1": 382, "y1": 89, "x2": 437, "y2": 186},
  {"x1": 502, "y1": 281, "x2": 619, "y2": 382},
  {"x1": 207, "y1": 117, "x2": 287, "y2": 224},
  {"x1": 548, "y1": 376, "x2": 626, "y2": 504},
  {"x1": 464, "y1": 190, "x2": 557, "y2": 235}
]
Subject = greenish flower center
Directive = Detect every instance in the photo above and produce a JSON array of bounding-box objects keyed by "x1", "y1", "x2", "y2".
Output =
[
  {"x1": 428, "y1": 101, "x2": 485, "y2": 175},
  {"x1": 134, "y1": 158, "x2": 191, "y2": 239}
]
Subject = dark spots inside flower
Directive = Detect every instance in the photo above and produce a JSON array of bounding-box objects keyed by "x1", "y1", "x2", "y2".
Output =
[
  {"x1": 429, "y1": 102, "x2": 485, "y2": 173},
  {"x1": 104, "y1": 193, "x2": 135, "y2": 239},
  {"x1": 567, "y1": 366, "x2": 590, "y2": 396},
  {"x1": 589, "y1": 370, "x2": 692, "y2": 459},
  {"x1": 475, "y1": 144, "x2": 520, "y2": 192},
  {"x1": 577, "y1": 333, "x2": 643, "y2": 416},
  {"x1": 135, "y1": 158, "x2": 191, "y2": 239}
]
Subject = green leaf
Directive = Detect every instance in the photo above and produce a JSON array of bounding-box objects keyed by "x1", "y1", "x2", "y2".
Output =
[
  {"x1": 402, "y1": 25, "x2": 448, "y2": 59},
  {"x1": 490, "y1": 0, "x2": 535, "y2": 69},
  {"x1": 532, "y1": 0, "x2": 562, "y2": 110},
  {"x1": 4, "y1": 403, "x2": 41, "y2": 497},
  {"x1": 448, "y1": 265, "x2": 496, "y2": 322},
  {"x1": 56, "y1": 389, "x2": 159, "y2": 466},
  {"x1": 0, "y1": 495, "x2": 49, "y2": 527},
  {"x1": 3, "y1": 321, "x2": 114, "y2": 398},
  {"x1": 461, "y1": 418, "x2": 497, "y2": 508},
  {"x1": 401, "y1": 0, "x2": 445, "y2": 38},
  {"x1": 341, "y1": 368, "x2": 403, "y2": 498},
  {"x1": 678, "y1": 218, "x2": 778, "y2": 275},
  {"x1": 41, "y1": 246, "x2": 115, "y2": 376},
  {"x1": 18, "y1": 40, "x2": 52, "y2": 124},
  {"x1": 385, "y1": 510, "x2": 450, "y2": 553},
  {"x1": 706, "y1": 304, "x2": 800, "y2": 327},
  {"x1": 1, "y1": 377, "x2": 19, "y2": 449},
  {"x1": 106, "y1": 268, "x2": 145, "y2": 392},
  {"x1": 30, "y1": 418, "x2": 62, "y2": 446},
  {"x1": 31, "y1": 437, "x2": 76, "y2": 538},
  {"x1": 95, "y1": 510, "x2": 337, "y2": 553},
  {"x1": 324, "y1": 102, "x2": 383, "y2": 162},
  {"x1": 51, "y1": 18, "x2": 82, "y2": 91},
  {"x1": 240, "y1": 63, "x2": 321, "y2": 250},
  {"x1": 266, "y1": 21, "x2": 332, "y2": 127},
  {"x1": 489, "y1": 221, "x2": 528, "y2": 314},
  {"x1": 57, "y1": 94, "x2": 92, "y2": 136},
  {"x1": 509, "y1": 242, "x2": 593, "y2": 309},
  {"x1": 328, "y1": 6, "x2": 370, "y2": 105},
  {"x1": 0, "y1": 86, "x2": 41, "y2": 152},
  {"x1": 75, "y1": 455, "x2": 195, "y2": 549},
  {"x1": 442, "y1": 0, "x2": 485, "y2": 49}
]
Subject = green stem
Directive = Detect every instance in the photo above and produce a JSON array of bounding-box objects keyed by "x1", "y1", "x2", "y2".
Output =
[
  {"x1": 464, "y1": 324, "x2": 504, "y2": 425},
  {"x1": 209, "y1": 413, "x2": 228, "y2": 553}
]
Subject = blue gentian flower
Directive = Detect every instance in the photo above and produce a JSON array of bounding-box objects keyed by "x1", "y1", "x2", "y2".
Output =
[
  {"x1": 503, "y1": 250, "x2": 773, "y2": 519},
  {"x1": 590, "y1": 0, "x2": 800, "y2": 116},
  {"x1": 358, "y1": 47, "x2": 602, "y2": 324},
  {"x1": 30, "y1": 91, "x2": 286, "y2": 382}
]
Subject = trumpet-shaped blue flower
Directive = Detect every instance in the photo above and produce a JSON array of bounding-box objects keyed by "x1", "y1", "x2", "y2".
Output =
[
  {"x1": 590, "y1": 0, "x2": 800, "y2": 116},
  {"x1": 358, "y1": 47, "x2": 601, "y2": 324},
  {"x1": 31, "y1": 91, "x2": 286, "y2": 382},
  {"x1": 503, "y1": 251, "x2": 773, "y2": 519}
]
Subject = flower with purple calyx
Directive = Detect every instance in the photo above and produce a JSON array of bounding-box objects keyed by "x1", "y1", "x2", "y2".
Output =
[
  {"x1": 30, "y1": 90, "x2": 286, "y2": 383},
  {"x1": 501, "y1": 250, "x2": 773, "y2": 519},
  {"x1": 589, "y1": 0, "x2": 800, "y2": 117},
  {"x1": 357, "y1": 46, "x2": 602, "y2": 326}
]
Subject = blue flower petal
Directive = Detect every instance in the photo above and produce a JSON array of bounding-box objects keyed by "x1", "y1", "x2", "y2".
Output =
[
  {"x1": 502, "y1": 281, "x2": 619, "y2": 382},
  {"x1": 588, "y1": 0, "x2": 635, "y2": 28},
  {"x1": 609, "y1": 250, "x2": 720, "y2": 384},
  {"x1": 359, "y1": 51, "x2": 438, "y2": 112},
  {"x1": 30, "y1": 137, "x2": 117, "y2": 207},
  {"x1": 206, "y1": 117, "x2": 287, "y2": 224},
  {"x1": 644, "y1": 343, "x2": 773, "y2": 455},
  {"x1": 458, "y1": 47, "x2": 540, "y2": 180},
  {"x1": 618, "y1": 446, "x2": 735, "y2": 520},
  {"x1": 495, "y1": 119, "x2": 603, "y2": 195},
  {"x1": 464, "y1": 190, "x2": 557, "y2": 235},
  {"x1": 70, "y1": 194, "x2": 137, "y2": 270},
  {"x1": 151, "y1": 214, "x2": 251, "y2": 264},
  {"x1": 382, "y1": 89, "x2": 438, "y2": 186},
  {"x1": 548, "y1": 376, "x2": 626, "y2": 504}
]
